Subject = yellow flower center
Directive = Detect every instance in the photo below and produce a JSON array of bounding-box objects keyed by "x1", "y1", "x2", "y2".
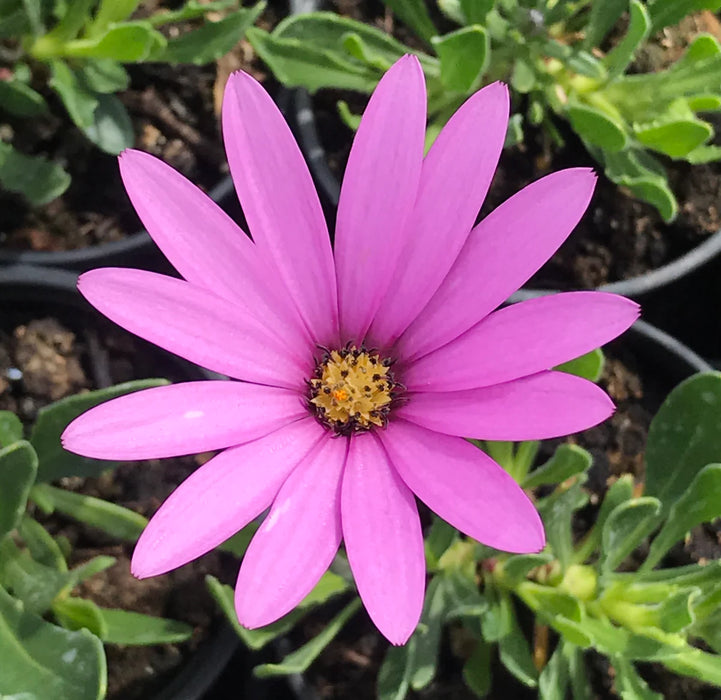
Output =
[{"x1": 309, "y1": 346, "x2": 398, "y2": 434}]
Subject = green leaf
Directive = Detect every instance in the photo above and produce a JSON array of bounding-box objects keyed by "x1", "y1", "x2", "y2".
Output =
[
  {"x1": 0, "y1": 79, "x2": 48, "y2": 117},
  {"x1": 409, "y1": 576, "x2": 447, "y2": 690},
  {"x1": 0, "y1": 411, "x2": 22, "y2": 447},
  {"x1": 583, "y1": 0, "x2": 627, "y2": 48},
  {"x1": 83, "y1": 93, "x2": 134, "y2": 155},
  {"x1": 20, "y1": 0, "x2": 43, "y2": 35},
  {"x1": 45, "y1": 0, "x2": 93, "y2": 42},
  {"x1": 98, "y1": 608, "x2": 192, "y2": 645},
  {"x1": 685, "y1": 144, "x2": 721, "y2": 164},
  {"x1": 31, "y1": 378, "x2": 168, "y2": 482},
  {"x1": 635, "y1": 117, "x2": 712, "y2": 158},
  {"x1": 499, "y1": 553, "x2": 553, "y2": 587},
  {"x1": 378, "y1": 642, "x2": 412, "y2": 700},
  {"x1": 441, "y1": 569, "x2": 487, "y2": 619},
  {"x1": 86, "y1": 0, "x2": 140, "y2": 37},
  {"x1": 601, "y1": 497, "x2": 662, "y2": 574},
  {"x1": 19, "y1": 516, "x2": 67, "y2": 571},
  {"x1": 154, "y1": 2, "x2": 264, "y2": 65},
  {"x1": 613, "y1": 655, "x2": 662, "y2": 700},
  {"x1": 63, "y1": 22, "x2": 167, "y2": 62},
  {"x1": 384, "y1": 0, "x2": 436, "y2": 44},
  {"x1": 424, "y1": 515, "x2": 458, "y2": 569},
  {"x1": 0, "y1": 441, "x2": 37, "y2": 539},
  {"x1": 49, "y1": 60, "x2": 97, "y2": 129},
  {"x1": 648, "y1": 0, "x2": 721, "y2": 34},
  {"x1": 463, "y1": 639, "x2": 492, "y2": 697},
  {"x1": 0, "y1": 0, "x2": 31, "y2": 38},
  {"x1": 567, "y1": 102, "x2": 627, "y2": 152},
  {"x1": 0, "y1": 538, "x2": 74, "y2": 614},
  {"x1": 498, "y1": 595, "x2": 538, "y2": 687},
  {"x1": 537, "y1": 478, "x2": 588, "y2": 571},
  {"x1": 645, "y1": 373, "x2": 721, "y2": 516},
  {"x1": 565, "y1": 642, "x2": 592, "y2": 700},
  {"x1": 0, "y1": 585, "x2": 106, "y2": 700},
  {"x1": 511, "y1": 57, "x2": 535, "y2": 94},
  {"x1": 603, "y1": 0, "x2": 651, "y2": 79},
  {"x1": 624, "y1": 177, "x2": 678, "y2": 223},
  {"x1": 0, "y1": 141, "x2": 71, "y2": 206},
  {"x1": 555, "y1": 348, "x2": 605, "y2": 382},
  {"x1": 31, "y1": 483, "x2": 147, "y2": 542},
  {"x1": 518, "y1": 583, "x2": 584, "y2": 623},
  {"x1": 663, "y1": 647, "x2": 721, "y2": 687},
  {"x1": 431, "y1": 25, "x2": 489, "y2": 93},
  {"x1": 687, "y1": 94, "x2": 721, "y2": 111},
  {"x1": 645, "y1": 464, "x2": 721, "y2": 570},
  {"x1": 217, "y1": 520, "x2": 258, "y2": 558},
  {"x1": 459, "y1": 0, "x2": 493, "y2": 24},
  {"x1": 78, "y1": 59, "x2": 130, "y2": 93},
  {"x1": 253, "y1": 598, "x2": 361, "y2": 678},
  {"x1": 523, "y1": 444, "x2": 592, "y2": 490},
  {"x1": 539, "y1": 643, "x2": 569, "y2": 700},
  {"x1": 657, "y1": 589, "x2": 697, "y2": 633},
  {"x1": 53, "y1": 596, "x2": 107, "y2": 638}
]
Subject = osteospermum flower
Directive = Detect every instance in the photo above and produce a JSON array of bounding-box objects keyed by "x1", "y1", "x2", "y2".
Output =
[{"x1": 62, "y1": 55, "x2": 638, "y2": 644}]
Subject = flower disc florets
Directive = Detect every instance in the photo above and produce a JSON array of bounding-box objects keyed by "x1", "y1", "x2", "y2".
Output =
[{"x1": 309, "y1": 345, "x2": 401, "y2": 435}]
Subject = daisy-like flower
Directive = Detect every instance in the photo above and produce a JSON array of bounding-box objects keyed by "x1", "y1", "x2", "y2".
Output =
[{"x1": 62, "y1": 55, "x2": 638, "y2": 645}]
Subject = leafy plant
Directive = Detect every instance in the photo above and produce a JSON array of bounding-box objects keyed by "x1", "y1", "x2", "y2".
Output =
[
  {"x1": 249, "y1": 0, "x2": 721, "y2": 220},
  {"x1": 0, "y1": 380, "x2": 198, "y2": 700},
  {"x1": 210, "y1": 357, "x2": 721, "y2": 697},
  {"x1": 0, "y1": 0, "x2": 264, "y2": 205}
]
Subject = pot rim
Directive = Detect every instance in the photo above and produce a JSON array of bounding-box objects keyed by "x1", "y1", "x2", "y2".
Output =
[{"x1": 291, "y1": 87, "x2": 721, "y2": 299}]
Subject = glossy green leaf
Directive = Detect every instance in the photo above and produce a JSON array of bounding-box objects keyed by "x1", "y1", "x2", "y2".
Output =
[
  {"x1": 83, "y1": 93, "x2": 134, "y2": 155},
  {"x1": 555, "y1": 348, "x2": 605, "y2": 382},
  {"x1": 0, "y1": 441, "x2": 37, "y2": 539},
  {"x1": 31, "y1": 483, "x2": 147, "y2": 542},
  {"x1": 253, "y1": 598, "x2": 361, "y2": 678},
  {"x1": 0, "y1": 411, "x2": 22, "y2": 447},
  {"x1": 567, "y1": 102, "x2": 627, "y2": 152},
  {"x1": 53, "y1": 596, "x2": 107, "y2": 638},
  {"x1": 498, "y1": 595, "x2": 538, "y2": 687},
  {"x1": 31, "y1": 378, "x2": 168, "y2": 482},
  {"x1": 603, "y1": 0, "x2": 650, "y2": 78},
  {"x1": 524, "y1": 444, "x2": 592, "y2": 490},
  {"x1": 0, "y1": 585, "x2": 106, "y2": 700},
  {"x1": 63, "y1": 22, "x2": 167, "y2": 62},
  {"x1": 155, "y1": 2, "x2": 264, "y2": 64},
  {"x1": 384, "y1": 0, "x2": 436, "y2": 43},
  {"x1": 539, "y1": 643, "x2": 569, "y2": 700},
  {"x1": 0, "y1": 141, "x2": 71, "y2": 206},
  {"x1": 0, "y1": 78, "x2": 47, "y2": 117},
  {"x1": 78, "y1": 59, "x2": 130, "y2": 94},
  {"x1": 645, "y1": 373, "x2": 721, "y2": 515},
  {"x1": 432, "y1": 25, "x2": 489, "y2": 93},
  {"x1": 49, "y1": 60, "x2": 97, "y2": 129},
  {"x1": 648, "y1": 0, "x2": 721, "y2": 34},
  {"x1": 99, "y1": 608, "x2": 192, "y2": 645},
  {"x1": 537, "y1": 478, "x2": 588, "y2": 571},
  {"x1": 645, "y1": 464, "x2": 721, "y2": 570},
  {"x1": 635, "y1": 118, "x2": 712, "y2": 158},
  {"x1": 19, "y1": 516, "x2": 67, "y2": 571},
  {"x1": 601, "y1": 497, "x2": 662, "y2": 574},
  {"x1": 613, "y1": 655, "x2": 662, "y2": 700}
]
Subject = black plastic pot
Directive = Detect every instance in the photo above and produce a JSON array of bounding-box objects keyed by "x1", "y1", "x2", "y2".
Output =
[
  {"x1": 290, "y1": 85, "x2": 721, "y2": 301},
  {"x1": 0, "y1": 263, "x2": 244, "y2": 700}
]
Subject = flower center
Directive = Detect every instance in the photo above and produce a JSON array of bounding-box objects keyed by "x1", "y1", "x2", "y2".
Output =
[{"x1": 308, "y1": 346, "x2": 400, "y2": 435}]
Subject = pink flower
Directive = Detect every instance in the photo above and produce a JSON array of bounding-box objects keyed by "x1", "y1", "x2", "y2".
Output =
[{"x1": 62, "y1": 56, "x2": 638, "y2": 645}]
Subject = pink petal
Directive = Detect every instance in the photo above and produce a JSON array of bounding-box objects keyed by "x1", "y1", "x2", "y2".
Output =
[
  {"x1": 119, "y1": 150, "x2": 309, "y2": 347},
  {"x1": 403, "y1": 292, "x2": 639, "y2": 392},
  {"x1": 397, "y1": 371, "x2": 614, "y2": 440},
  {"x1": 131, "y1": 418, "x2": 324, "y2": 578},
  {"x1": 222, "y1": 71, "x2": 338, "y2": 346},
  {"x1": 335, "y1": 55, "x2": 426, "y2": 343},
  {"x1": 235, "y1": 433, "x2": 347, "y2": 628},
  {"x1": 398, "y1": 168, "x2": 597, "y2": 361},
  {"x1": 62, "y1": 381, "x2": 306, "y2": 460},
  {"x1": 78, "y1": 268, "x2": 311, "y2": 389},
  {"x1": 381, "y1": 420, "x2": 544, "y2": 553},
  {"x1": 341, "y1": 434, "x2": 424, "y2": 645},
  {"x1": 368, "y1": 82, "x2": 509, "y2": 348}
]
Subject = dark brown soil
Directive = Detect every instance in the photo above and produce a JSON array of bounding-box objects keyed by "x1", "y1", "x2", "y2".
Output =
[{"x1": 0, "y1": 313, "x2": 237, "y2": 700}]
